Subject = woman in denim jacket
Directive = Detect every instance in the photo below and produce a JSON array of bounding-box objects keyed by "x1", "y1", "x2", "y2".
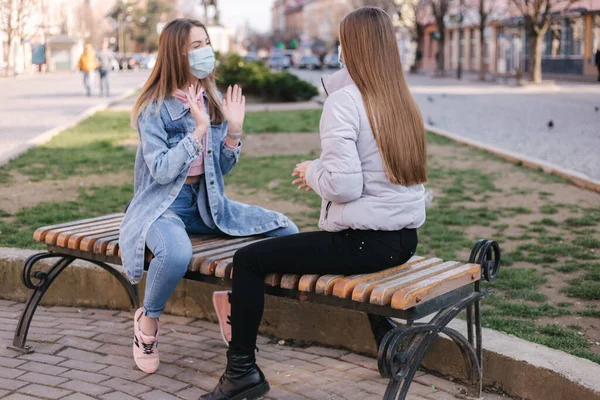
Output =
[{"x1": 119, "y1": 18, "x2": 299, "y2": 374}]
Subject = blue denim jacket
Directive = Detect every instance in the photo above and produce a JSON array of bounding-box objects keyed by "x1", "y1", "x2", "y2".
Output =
[{"x1": 120, "y1": 95, "x2": 288, "y2": 284}]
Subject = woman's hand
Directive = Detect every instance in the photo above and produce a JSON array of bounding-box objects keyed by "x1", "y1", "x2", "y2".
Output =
[
  {"x1": 222, "y1": 84, "x2": 245, "y2": 134},
  {"x1": 187, "y1": 85, "x2": 210, "y2": 141},
  {"x1": 292, "y1": 161, "x2": 313, "y2": 191}
]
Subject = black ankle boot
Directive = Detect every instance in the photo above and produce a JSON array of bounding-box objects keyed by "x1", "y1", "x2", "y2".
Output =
[
  {"x1": 200, "y1": 348, "x2": 270, "y2": 400},
  {"x1": 367, "y1": 314, "x2": 397, "y2": 349}
]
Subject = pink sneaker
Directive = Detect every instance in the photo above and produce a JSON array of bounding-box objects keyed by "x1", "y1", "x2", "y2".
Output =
[
  {"x1": 213, "y1": 291, "x2": 232, "y2": 346},
  {"x1": 133, "y1": 308, "x2": 160, "y2": 374}
]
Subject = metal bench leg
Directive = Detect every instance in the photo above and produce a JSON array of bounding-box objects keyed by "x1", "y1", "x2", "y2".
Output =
[
  {"x1": 9, "y1": 252, "x2": 139, "y2": 354},
  {"x1": 377, "y1": 291, "x2": 487, "y2": 400}
]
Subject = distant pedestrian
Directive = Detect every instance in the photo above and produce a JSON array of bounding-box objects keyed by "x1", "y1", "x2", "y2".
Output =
[
  {"x1": 595, "y1": 49, "x2": 600, "y2": 82},
  {"x1": 96, "y1": 40, "x2": 117, "y2": 97},
  {"x1": 77, "y1": 44, "x2": 97, "y2": 96}
]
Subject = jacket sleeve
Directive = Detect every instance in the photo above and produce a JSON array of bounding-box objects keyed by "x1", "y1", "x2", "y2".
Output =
[
  {"x1": 139, "y1": 106, "x2": 200, "y2": 185},
  {"x1": 305, "y1": 90, "x2": 363, "y2": 203},
  {"x1": 219, "y1": 120, "x2": 241, "y2": 176}
]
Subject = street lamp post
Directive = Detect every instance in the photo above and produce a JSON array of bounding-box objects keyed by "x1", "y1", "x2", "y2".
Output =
[{"x1": 457, "y1": 0, "x2": 463, "y2": 80}]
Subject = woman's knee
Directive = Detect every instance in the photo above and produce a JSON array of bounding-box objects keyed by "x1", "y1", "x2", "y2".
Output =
[
  {"x1": 265, "y1": 219, "x2": 300, "y2": 237},
  {"x1": 161, "y1": 240, "x2": 192, "y2": 277},
  {"x1": 233, "y1": 243, "x2": 262, "y2": 276}
]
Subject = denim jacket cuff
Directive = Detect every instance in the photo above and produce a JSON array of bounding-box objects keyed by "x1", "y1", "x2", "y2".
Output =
[
  {"x1": 182, "y1": 134, "x2": 201, "y2": 159},
  {"x1": 221, "y1": 140, "x2": 242, "y2": 158}
]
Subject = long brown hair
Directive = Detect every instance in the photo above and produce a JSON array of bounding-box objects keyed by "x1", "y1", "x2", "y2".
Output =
[
  {"x1": 340, "y1": 7, "x2": 427, "y2": 186},
  {"x1": 132, "y1": 18, "x2": 224, "y2": 126}
]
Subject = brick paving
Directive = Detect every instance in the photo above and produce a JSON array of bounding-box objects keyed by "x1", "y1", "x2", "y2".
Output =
[{"x1": 0, "y1": 300, "x2": 511, "y2": 399}]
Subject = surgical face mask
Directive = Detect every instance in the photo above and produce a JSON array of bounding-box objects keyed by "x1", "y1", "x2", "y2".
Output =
[
  {"x1": 338, "y1": 45, "x2": 345, "y2": 69},
  {"x1": 188, "y1": 46, "x2": 215, "y2": 79}
]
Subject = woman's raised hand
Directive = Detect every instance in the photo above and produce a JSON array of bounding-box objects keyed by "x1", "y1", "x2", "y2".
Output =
[
  {"x1": 222, "y1": 84, "x2": 245, "y2": 134},
  {"x1": 187, "y1": 85, "x2": 210, "y2": 140}
]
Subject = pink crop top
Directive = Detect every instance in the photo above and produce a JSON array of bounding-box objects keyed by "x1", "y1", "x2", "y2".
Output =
[{"x1": 173, "y1": 88, "x2": 237, "y2": 177}]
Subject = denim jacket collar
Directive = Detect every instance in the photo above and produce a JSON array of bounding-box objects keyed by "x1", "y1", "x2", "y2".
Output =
[{"x1": 163, "y1": 92, "x2": 209, "y2": 121}]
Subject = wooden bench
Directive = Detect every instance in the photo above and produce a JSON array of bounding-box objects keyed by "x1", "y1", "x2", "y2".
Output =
[{"x1": 9, "y1": 213, "x2": 501, "y2": 400}]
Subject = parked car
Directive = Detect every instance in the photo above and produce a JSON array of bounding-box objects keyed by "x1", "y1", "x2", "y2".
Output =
[
  {"x1": 298, "y1": 55, "x2": 322, "y2": 70},
  {"x1": 266, "y1": 54, "x2": 290, "y2": 70},
  {"x1": 140, "y1": 54, "x2": 157, "y2": 69},
  {"x1": 130, "y1": 53, "x2": 146, "y2": 69},
  {"x1": 117, "y1": 54, "x2": 132, "y2": 70},
  {"x1": 244, "y1": 52, "x2": 260, "y2": 62},
  {"x1": 110, "y1": 58, "x2": 120, "y2": 71},
  {"x1": 324, "y1": 52, "x2": 340, "y2": 69}
]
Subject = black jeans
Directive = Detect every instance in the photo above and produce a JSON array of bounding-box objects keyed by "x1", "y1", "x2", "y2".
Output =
[{"x1": 230, "y1": 228, "x2": 418, "y2": 352}]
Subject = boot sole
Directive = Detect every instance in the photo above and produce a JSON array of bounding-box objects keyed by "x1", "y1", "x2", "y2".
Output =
[{"x1": 229, "y1": 381, "x2": 270, "y2": 400}]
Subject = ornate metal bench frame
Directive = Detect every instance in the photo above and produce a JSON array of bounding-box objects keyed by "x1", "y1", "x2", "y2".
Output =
[{"x1": 9, "y1": 239, "x2": 500, "y2": 400}]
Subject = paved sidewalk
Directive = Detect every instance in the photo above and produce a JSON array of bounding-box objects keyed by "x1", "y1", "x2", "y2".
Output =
[
  {"x1": 0, "y1": 300, "x2": 510, "y2": 399},
  {"x1": 0, "y1": 70, "x2": 149, "y2": 165},
  {"x1": 290, "y1": 68, "x2": 600, "y2": 181}
]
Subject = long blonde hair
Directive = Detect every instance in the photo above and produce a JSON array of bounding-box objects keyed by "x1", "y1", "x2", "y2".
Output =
[
  {"x1": 340, "y1": 7, "x2": 427, "y2": 186},
  {"x1": 132, "y1": 18, "x2": 224, "y2": 126}
]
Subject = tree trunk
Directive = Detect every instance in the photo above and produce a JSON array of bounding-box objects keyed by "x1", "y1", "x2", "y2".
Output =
[
  {"x1": 529, "y1": 31, "x2": 544, "y2": 83},
  {"x1": 439, "y1": 35, "x2": 445, "y2": 75},
  {"x1": 478, "y1": 24, "x2": 485, "y2": 81},
  {"x1": 5, "y1": 35, "x2": 13, "y2": 77}
]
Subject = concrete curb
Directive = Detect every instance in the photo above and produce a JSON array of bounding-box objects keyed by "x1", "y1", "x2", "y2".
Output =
[
  {"x1": 1, "y1": 248, "x2": 599, "y2": 400},
  {"x1": 0, "y1": 86, "x2": 141, "y2": 166},
  {"x1": 425, "y1": 124, "x2": 600, "y2": 194}
]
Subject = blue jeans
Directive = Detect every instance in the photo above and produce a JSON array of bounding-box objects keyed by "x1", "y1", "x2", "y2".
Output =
[
  {"x1": 98, "y1": 69, "x2": 110, "y2": 96},
  {"x1": 82, "y1": 72, "x2": 93, "y2": 96},
  {"x1": 143, "y1": 183, "x2": 299, "y2": 317}
]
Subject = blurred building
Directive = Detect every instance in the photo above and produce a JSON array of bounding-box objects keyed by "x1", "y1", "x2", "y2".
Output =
[
  {"x1": 420, "y1": 0, "x2": 600, "y2": 79},
  {"x1": 302, "y1": 0, "x2": 352, "y2": 44},
  {"x1": 285, "y1": 0, "x2": 305, "y2": 41},
  {"x1": 272, "y1": 0, "x2": 286, "y2": 33},
  {"x1": 1, "y1": 0, "x2": 91, "y2": 74}
]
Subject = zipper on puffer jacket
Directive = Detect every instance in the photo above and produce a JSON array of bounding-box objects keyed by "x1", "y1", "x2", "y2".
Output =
[{"x1": 324, "y1": 201, "x2": 332, "y2": 220}]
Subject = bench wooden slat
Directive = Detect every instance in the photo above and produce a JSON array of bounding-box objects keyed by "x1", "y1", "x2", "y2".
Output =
[
  {"x1": 332, "y1": 256, "x2": 425, "y2": 300},
  {"x1": 58, "y1": 222, "x2": 122, "y2": 248},
  {"x1": 33, "y1": 213, "x2": 123, "y2": 242},
  {"x1": 280, "y1": 274, "x2": 302, "y2": 290},
  {"x1": 190, "y1": 238, "x2": 230, "y2": 254},
  {"x1": 369, "y1": 260, "x2": 460, "y2": 306},
  {"x1": 190, "y1": 239, "x2": 264, "y2": 272},
  {"x1": 189, "y1": 235, "x2": 221, "y2": 247},
  {"x1": 106, "y1": 240, "x2": 120, "y2": 257},
  {"x1": 298, "y1": 274, "x2": 321, "y2": 292},
  {"x1": 352, "y1": 257, "x2": 436, "y2": 303},
  {"x1": 264, "y1": 273, "x2": 282, "y2": 287},
  {"x1": 315, "y1": 275, "x2": 344, "y2": 295},
  {"x1": 45, "y1": 218, "x2": 123, "y2": 245},
  {"x1": 215, "y1": 258, "x2": 233, "y2": 278},
  {"x1": 391, "y1": 263, "x2": 480, "y2": 310},
  {"x1": 191, "y1": 237, "x2": 257, "y2": 254},
  {"x1": 199, "y1": 251, "x2": 238, "y2": 275},
  {"x1": 93, "y1": 235, "x2": 120, "y2": 254},
  {"x1": 71, "y1": 230, "x2": 120, "y2": 251}
]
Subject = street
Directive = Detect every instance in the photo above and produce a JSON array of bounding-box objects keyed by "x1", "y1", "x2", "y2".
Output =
[
  {"x1": 2, "y1": 67, "x2": 598, "y2": 181},
  {"x1": 291, "y1": 67, "x2": 600, "y2": 181},
  {"x1": 0, "y1": 70, "x2": 150, "y2": 165}
]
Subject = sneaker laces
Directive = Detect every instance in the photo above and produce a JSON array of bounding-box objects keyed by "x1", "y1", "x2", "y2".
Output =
[{"x1": 141, "y1": 341, "x2": 155, "y2": 355}]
